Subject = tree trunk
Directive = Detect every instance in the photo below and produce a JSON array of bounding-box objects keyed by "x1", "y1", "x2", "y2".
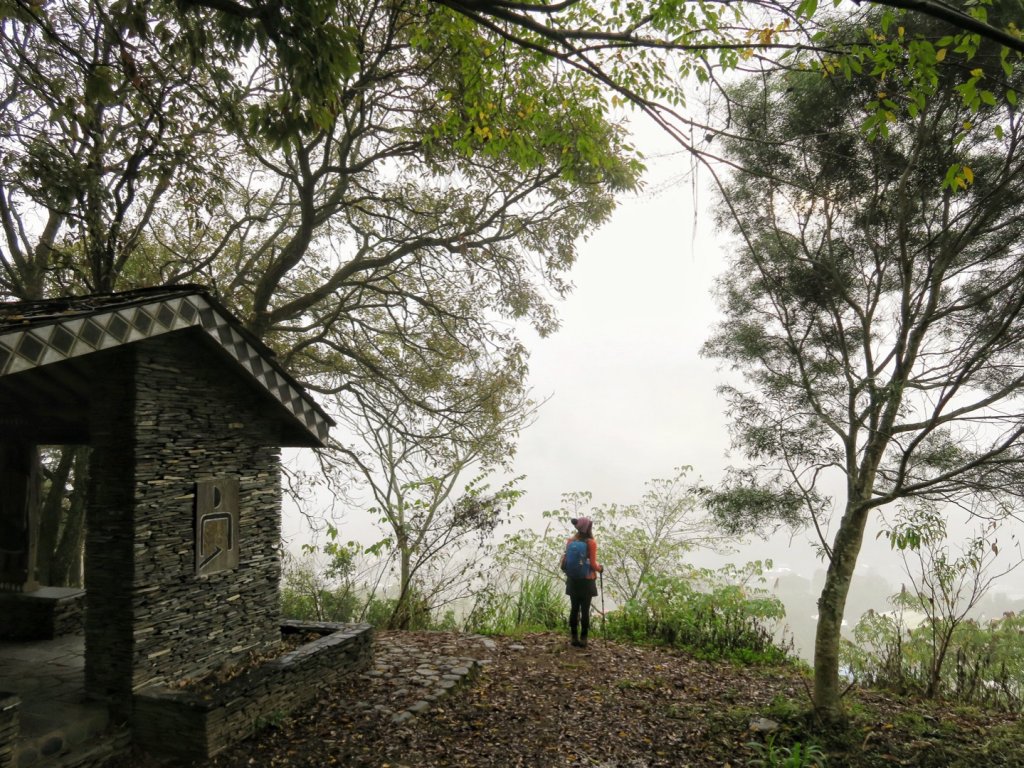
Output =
[
  {"x1": 35, "y1": 448, "x2": 76, "y2": 585},
  {"x1": 926, "y1": 623, "x2": 957, "y2": 698},
  {"x1": 49, "y1": 448, "x2": 89, "y2": 587},
  {"x1": 390, "y1": 544, "x2": 413, "y2": 630},
  {"x1": 813, "y1": 501, "x2": 871, "y2": 723}
]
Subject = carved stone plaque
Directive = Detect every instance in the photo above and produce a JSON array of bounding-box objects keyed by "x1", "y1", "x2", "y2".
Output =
[{"x1": 194, "y1": 477, "x2": 240, "y2": 577}]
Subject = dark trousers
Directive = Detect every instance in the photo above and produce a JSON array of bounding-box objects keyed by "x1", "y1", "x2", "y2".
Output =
[{"x1": 569, "y1": 593, "x2": 593, "y2": 638}]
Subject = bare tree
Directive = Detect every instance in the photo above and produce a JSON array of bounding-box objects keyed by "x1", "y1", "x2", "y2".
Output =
[
  {"x1": 885, "y1": 503, "x2": 1023, "y2": 698},
  {"x1": 331, "y1": 365, "x2": 529, "y2": 628}
]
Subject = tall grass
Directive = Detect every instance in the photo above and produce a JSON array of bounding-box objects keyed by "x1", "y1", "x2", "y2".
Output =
[
  {"x1": 466, "y1": 564, "x2": 792, "y2": 664},
  {"x1": 464, "y1": 573, "x2": 565, "y2": 635}
]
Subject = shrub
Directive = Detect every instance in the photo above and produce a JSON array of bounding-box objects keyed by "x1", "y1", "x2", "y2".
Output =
[
  {"x1": 844, "y1": 608, "x2": 1024, "y2": 711},
  {"x1": 746, "y1": 735, "x2": 827, "y2": 768},
  {"x1": 603, "y1": 569, "x2": 790, "y2": 664},
  {"x1": 279, "y1": 555, "x2": 358, "y2": 622}
]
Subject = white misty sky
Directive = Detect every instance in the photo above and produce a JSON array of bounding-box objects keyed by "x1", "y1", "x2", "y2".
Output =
[{"x1": 509, "y1": 151, "x2": 729, "y2": 515}]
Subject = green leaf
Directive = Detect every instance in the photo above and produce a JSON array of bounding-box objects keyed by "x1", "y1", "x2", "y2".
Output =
[
  {"x1": 796, "y1": 0, "x2": 818, "y2": 19},
  {"x1": 84, "y1": 66, "x2": 119, "y2": 106},
  {"x1": 942, "y1": 163, "x2": 961, "y2": 190}
]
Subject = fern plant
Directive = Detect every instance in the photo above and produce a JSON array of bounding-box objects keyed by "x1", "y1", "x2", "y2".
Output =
[{"x1": 746, "y1": 735, "x2": 827, "y2": 768}]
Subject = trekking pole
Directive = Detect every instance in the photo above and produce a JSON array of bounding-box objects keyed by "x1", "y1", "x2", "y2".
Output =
[{"x1": 600, "y1": 569, "x2": 606, "y2": 637}]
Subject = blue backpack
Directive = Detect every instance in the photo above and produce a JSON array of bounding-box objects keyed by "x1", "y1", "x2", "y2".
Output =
[{"x1": 563, "y1": 539, "x2": 591, "y2": 580}]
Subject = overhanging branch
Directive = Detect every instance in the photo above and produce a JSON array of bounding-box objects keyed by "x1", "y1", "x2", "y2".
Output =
[{"x1": 865, "y1": 0, "x2": 1024, "y2": 54}]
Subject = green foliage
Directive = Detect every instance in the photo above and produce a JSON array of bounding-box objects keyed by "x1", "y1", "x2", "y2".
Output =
[
  {"x1": 844, "y1": 609, "x2": 1024, "y2": 711},
  {"x1": 479, "y1": 473, "x2": 792, "y2": 662},
  {"x1": 253, "y1": 708, "x2": 288, "y2": 731},
  {"x1": 361, "y1": 454, "x2": 524, "y2": 630},
  {"x1": 762, "y1": 694, "x2": 809, "y2": 723},
  {"x1": 809, "y1": 1, "x2": 1024, "y2": 142},
  {"x1": 412, "y1": 6, "x2": 642, "y2": 186},
  {"x1": 470, "y1": 557, "x2": 793, "y2": 663},
  {"x1": 842, "y1": 609, "x2": 908, "y2": 691},
  {"x1": 464, "y1": 573, "x2": 565, "y2": 635},
  {"x1": 603, "y1": 565, "x2": 790, "y2": 664},
  {"x1": 360, "y1": 587, "x2": 459, "y2": 631},
  {"x1": 579, "y1": 468, "x2": 732, "y2": 604},
  {"x1": 364, "y1": 592, "x2": 429, "y2": 630},
  {"x1": 854, "y1": 508, "x2": 1024, "y2": 702},
  {"x1": 702, "y1": 470, "x2": 811, "y2": 538},
  {"x1": 5, "y1": 0, "x2": 1023, "y2": 306},
  {"x1": 279, "y1": 553, "x2": 359, "y2": 623},
  {"x1": 708, "y1": 1, "x2": 1024, "y2": 720},
  {"x1": 493, "y1": 523, "x2": 566, "y2": 581},
  {"x1": 280, "y1": 583, "x2": 358, "y2": 623},
  {"x1": 505, "y1": 470, "x2": 730, "y2": 605},
  {"x1": 746, "y1": 735, "x2": 827, "y2": 768},
  {"x1": 708, "y1": 6, "x2": 1024, "y2": 536}
]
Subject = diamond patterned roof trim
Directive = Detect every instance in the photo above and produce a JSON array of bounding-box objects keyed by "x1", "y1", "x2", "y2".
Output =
[{"x1": 0, "y1": 290, "x2": 331, "y2": 445}]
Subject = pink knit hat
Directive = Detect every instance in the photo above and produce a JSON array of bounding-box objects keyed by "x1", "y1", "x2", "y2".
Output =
[{"x1": 571, "y1": 517, "x2": 592, "y2": 534}]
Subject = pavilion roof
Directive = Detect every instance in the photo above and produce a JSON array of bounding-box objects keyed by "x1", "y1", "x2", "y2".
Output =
[{"x1": 0, "y1": 286, "x2": 332, "y2": 446}]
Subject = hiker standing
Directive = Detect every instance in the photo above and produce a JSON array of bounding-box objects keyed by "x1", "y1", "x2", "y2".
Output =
[{"x1": 560, "y1": 516, "x2": 603, "y2": 648}]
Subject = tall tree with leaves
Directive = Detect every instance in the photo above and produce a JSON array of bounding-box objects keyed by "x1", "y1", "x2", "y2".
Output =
[
  {"x1": 704, "y1": 6, "x2": 1024, "y2": 722},
  {"x1": 144, "y1": 0, "x2": 641, "y2": 412},
  {"x1": 6, "y1": 0, "x2": 1021, "y2": 592},
  {"x1": 6, "y1": 0, "x2": 1020, "y2": 227},
  {"x1": 0, "y1": 0, "x2": 638, "y2": 581},
  {"x1": 0, "y1": 0, "x2": 228, "y2": 297},
  {"x1": 152, "y1": 0, "x2": 1024, "y2": 149},
  {"x1": 145, "y1": 0, "x2": 641, "y2": 561}
]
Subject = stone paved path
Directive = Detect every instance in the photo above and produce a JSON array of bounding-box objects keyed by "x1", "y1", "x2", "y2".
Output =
[
  {"x1": 349, "y1": 630, "x2": 501, "y2": 725},
  {"x1": 5, "y1": 629, "x2": 516, "y2": 767}
]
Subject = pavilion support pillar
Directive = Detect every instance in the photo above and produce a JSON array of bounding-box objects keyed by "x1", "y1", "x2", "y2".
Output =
[
  {"x1": 84, "y1": 357, "x2": 136, "y2": 718},
  {"x1": 0, "y1": 430, "x2": 40, "y2": 593}
]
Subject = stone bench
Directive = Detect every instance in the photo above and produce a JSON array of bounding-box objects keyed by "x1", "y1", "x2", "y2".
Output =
[{"x1": 0, "y1": 588, "x2": 85, "y2": 641}]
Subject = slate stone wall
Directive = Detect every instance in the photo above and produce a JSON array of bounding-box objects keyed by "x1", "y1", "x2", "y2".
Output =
[
  {"x1": 130, "y1": 333, "x2": 283, "y2": 689},
  {"x1": 0, "y1": 694, "x2": 17, "y2": 768},
  {"x1": 85, "y1": 333, "x2": 286, "y2": 712},
  {"x1": 85, "y1": 355, "x2": 137, "y2": 711},
  {"x1": 133, "y1": 623, "x2": 373, "y2": 762}
]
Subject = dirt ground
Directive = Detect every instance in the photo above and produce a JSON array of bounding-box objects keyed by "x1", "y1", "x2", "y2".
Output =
[{"x1": 195, "y1": 631, "x2": 1024, "y2": 768}]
